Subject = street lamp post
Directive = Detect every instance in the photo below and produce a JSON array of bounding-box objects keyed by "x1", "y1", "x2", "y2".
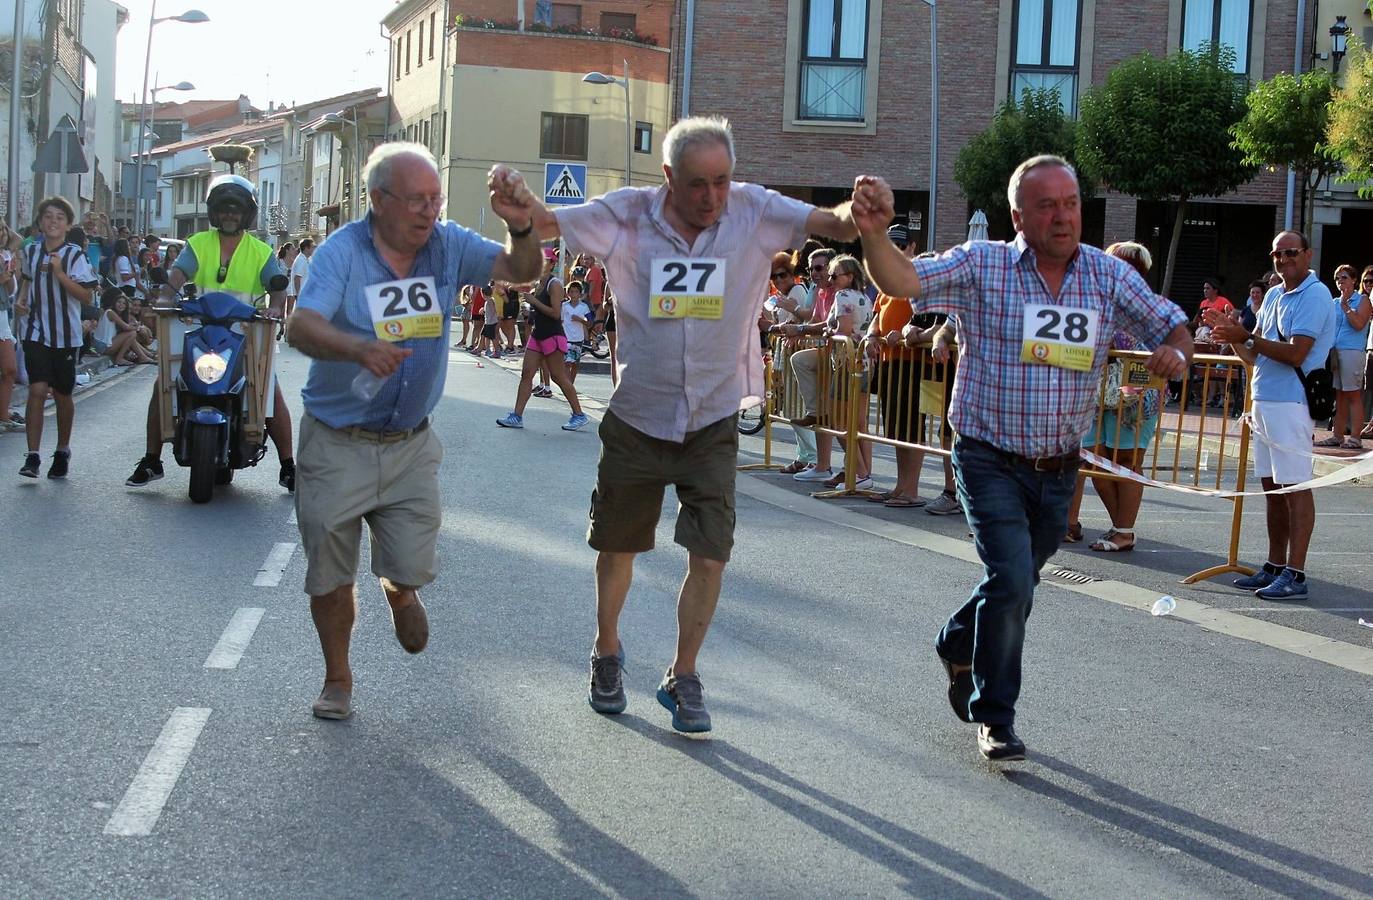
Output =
[
  {"x1": 921, "y1": 0, "x2": 938, "y2": 251},
  {"x1": 141, "y1": 80, "x2": 195, "y2": 235},
  {"x1": 322, "y1": 111, "x2": 364, "y2": 221},
  {"x1": 1331, "y1": 15, "x2": 1351, "y2": 75},
  {"x1": 133, "y1": 3, "x2": 208, "y2": 234},
  {"x1": 582, "y1": 60, "x2": 632, "y2": 188}
]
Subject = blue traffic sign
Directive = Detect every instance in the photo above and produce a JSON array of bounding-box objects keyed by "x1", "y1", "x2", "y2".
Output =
[{"x1": 544, "y1": 162, "x2": 587, "y2": 206}]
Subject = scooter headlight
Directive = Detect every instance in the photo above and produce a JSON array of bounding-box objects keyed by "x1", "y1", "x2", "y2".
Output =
[{"x1": 194, "y1": 351, "x2": 229, "y2": 384}]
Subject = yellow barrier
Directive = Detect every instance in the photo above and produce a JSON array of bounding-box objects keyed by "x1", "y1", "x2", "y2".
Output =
[{"x1": 750, "y1": 334, "x2": 1256, "y2": 585}]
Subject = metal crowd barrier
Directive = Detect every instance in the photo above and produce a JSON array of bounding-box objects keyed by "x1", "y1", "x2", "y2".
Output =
[{"x1": 746, "y1": 334, "x2": 1257, "y2": 585}]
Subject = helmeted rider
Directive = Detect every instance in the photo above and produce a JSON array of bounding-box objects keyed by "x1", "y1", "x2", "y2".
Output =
[{"x1": 125, "y1": 174, "x2": 296, "y2": 492}]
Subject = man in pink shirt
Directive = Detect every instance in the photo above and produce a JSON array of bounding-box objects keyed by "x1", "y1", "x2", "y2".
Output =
[{"x1": 490, "y1": 116, "x2": 862, "y2": 732}]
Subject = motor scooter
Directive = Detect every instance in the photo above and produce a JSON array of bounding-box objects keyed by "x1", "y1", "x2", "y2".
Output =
[{"x1": 156, "y1": 286, "x2": 280, "y2": 503}]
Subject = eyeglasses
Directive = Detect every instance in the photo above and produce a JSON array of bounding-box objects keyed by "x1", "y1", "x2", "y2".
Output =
[
  {"x1": 1269, "y1": 248, "x2": 1304, "y2": 260},
  {"x1": 1363, "y1": 278, "x2": 1373, "y2": 285},
  {"x1": 380, "y1": 188, "x2": 445, "y2": 214},
  {"x1": 770, "y1": 271, "x2": 791, "y2": 279},
  {"x1": 809, "y1": 264, "x2": 826, "y2": 271}
]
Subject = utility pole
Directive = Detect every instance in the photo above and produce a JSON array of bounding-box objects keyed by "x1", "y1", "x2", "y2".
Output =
[{"x1": 7, "y1": 0, "x2": 25, "y2": 229}]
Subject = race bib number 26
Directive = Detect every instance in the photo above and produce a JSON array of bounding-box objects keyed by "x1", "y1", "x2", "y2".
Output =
[
  {"x1": 650, "y1": 258, "x2": 726, "y2": 319},
  {"x1": 365, "y1": 276, "x2": 442, "y2": 341},
  {"x1": 1020, "y1": 303, "x2": 1099, "y2": 372}
]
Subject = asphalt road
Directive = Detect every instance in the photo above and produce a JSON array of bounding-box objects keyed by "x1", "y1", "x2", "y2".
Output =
[{"x1": 1, "y1": 346, "x2": 1370, "y2": 898}]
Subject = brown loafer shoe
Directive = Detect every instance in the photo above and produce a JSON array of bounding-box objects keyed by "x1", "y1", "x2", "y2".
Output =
[
  {"x1": 789, "y1": 414, "x2": 819, "y2": 428},
  {"x1": 390, "y1": 596, "x2": 429, "y2": 654},
  {"x1": 311, "y1": 684, "x2": 353, "y2": 720},
  {"x1": 779, "y1": 459, "x2": 808, "y2": 474}
]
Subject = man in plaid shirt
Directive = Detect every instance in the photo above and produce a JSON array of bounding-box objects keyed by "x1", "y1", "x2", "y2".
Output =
[{"x1": 854, "y1": 156, "x2": 1192, "y2": 761}]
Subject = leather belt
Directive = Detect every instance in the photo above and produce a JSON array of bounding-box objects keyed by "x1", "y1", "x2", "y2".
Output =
[
  {"x1": 970, "y1": 438, "x2": 1080, "y2": 473},
  {"x1": 335, "y1": 418, "x2": 429, "y2": 444}
]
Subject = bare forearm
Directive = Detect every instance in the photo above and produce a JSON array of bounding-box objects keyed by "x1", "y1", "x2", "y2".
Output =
[
  {"x1": 286, "y1": 310, "x2": 367, "y2": 362},
  {"x1": 860, "y1": 231, "x2": 921, "y2": 298}
]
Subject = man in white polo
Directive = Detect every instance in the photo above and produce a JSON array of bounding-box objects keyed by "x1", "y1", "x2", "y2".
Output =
[{"x1": 491, "y1": 116, "x2": 863, "y2": 732}]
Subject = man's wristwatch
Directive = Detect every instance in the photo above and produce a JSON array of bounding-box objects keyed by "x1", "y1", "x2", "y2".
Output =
[
  {"x1": 508, "y1": 220, "x2": 534, "y2": 239},
  {"x1": 1243, "y1": 333, "x2": 1256, "y2": 350}
]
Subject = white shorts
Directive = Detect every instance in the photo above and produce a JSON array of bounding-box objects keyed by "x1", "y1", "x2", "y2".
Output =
[
  {"x1": 0, "y1": 311, "x2": 13, "y2": 343},
  {"x1": 1252, "y1": 400, "x2": 1314, "y2": 486},
  {"x1": 1330, "y1": 348, "x2": 1365, "y2": 392}
]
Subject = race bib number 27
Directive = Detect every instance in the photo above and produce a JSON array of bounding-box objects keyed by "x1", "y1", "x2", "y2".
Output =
[
  {"x1": 365, "y1": 276, "x2": 442, "y2": 341},
  {"x1": 650, "y1": 258, "x2": 726, "y2": 319},
  {"x1": 1021, "y1": 303, "x2": 1099, "y2": 372}
]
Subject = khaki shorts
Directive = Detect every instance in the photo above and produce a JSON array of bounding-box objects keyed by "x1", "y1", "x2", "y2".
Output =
[
  {"x1": 295, "y1": 414, "x2": 444, "y2": 596},
  {"x1": 587, "y1": 409, "x2": 739, "y2": 562}
]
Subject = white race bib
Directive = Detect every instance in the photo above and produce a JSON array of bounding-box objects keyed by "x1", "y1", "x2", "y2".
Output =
[
  {"x1": 365, "y1": 276, "x2": 442, "y2": 341},
  {"x1": 1021, "y1": 303, "x2": 1099, "y2": 372},
  {"x1": 649, "y1": 257, "x2": 726, "y2": 319}
]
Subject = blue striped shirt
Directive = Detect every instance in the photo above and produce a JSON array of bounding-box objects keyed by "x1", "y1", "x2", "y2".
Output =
[
  {"x1": 914, "y1": 236, "x2": 1187, "y2": 457},
  {"x1": 295, "y1": 215, "x2": 502, "y2": 430}
]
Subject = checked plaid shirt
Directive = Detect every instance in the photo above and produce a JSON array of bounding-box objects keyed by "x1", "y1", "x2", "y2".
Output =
[{"x1": 914, "y1": 235, "x2": 1187, "y2": 458}]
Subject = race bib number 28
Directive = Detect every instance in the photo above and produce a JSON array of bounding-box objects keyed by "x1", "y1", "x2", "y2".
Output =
[
  {"x1": 365, "y1": 276, "x2": 442, "y2": 341},
  {"x1": 650, "y1": 257, "x2": 726, "y2": 319},
  {"x1": 1021, "y1": 303, "x2": 1099, "y2": 372}
]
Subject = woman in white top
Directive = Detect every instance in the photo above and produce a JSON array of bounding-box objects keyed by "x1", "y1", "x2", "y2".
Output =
[
  {"x1": 112, "y1": 238, "x2": 145, "y2": 299},
  {"x1": 94, "y1": 288, "x2": 155, "y2": 365}
]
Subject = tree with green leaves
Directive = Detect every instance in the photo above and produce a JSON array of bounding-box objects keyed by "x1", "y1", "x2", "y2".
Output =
[
  {"x1": 1077, "y1": 44, "x2": 1256, "y2": 297},
  {"x1": 953, "y1": 87, "x2": 1087, "y2": 240},
  {"x1": 1327, "y1": 41, "x2": 1373, "y2": 197},
  {"x1": 1231, "y1": 69, "x2": 1336, "y2": 234}
]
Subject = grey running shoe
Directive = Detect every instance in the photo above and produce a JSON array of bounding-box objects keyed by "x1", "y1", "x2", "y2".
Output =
[
  {"x1": 656, "y1": 669, "x2": 712, "y2": 733},
  {"x1": 926, "y1": 490, "x2": 962, "y2": 516},
  {"x1": 588, "y1": 642, "x2": 627, "y2": 714}
]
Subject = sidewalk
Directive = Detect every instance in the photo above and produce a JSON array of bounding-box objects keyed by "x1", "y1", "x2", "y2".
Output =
[{"x1": 1155, "y1": 403, "x2": 1365, "y2": 479}]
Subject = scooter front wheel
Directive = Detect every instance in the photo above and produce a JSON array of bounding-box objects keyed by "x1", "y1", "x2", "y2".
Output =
[{"x1": 188, "y1": 422, "x2": 219, "y2": 503}]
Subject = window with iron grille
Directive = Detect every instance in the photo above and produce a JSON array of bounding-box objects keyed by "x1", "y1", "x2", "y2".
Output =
[
  {"x1": 1010, "y1": 0, "x2": 1081, "y2": 117},
  {"x1": 799, "y1": 0, "x2": 868, "y2": 121},
  {"x1": 541, "y1": 112, "x2": 588, "y2": 160}
]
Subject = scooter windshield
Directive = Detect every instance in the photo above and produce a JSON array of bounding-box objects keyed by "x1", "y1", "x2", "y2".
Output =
[{"x1": 183, "y1": 291, "x2": 258, "y2": 323}]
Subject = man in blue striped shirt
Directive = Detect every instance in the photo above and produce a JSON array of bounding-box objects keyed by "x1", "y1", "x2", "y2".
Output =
[
  {"x1": 286, "y1": 144, "x2": 544, "y2": 721},
  {"x1": 857, "y1": 156, "x2": 1192, "y2": 761}
]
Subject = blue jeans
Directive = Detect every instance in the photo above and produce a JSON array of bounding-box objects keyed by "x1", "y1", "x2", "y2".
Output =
[{"x1": 937, "y1": 438, "x2": 1078, "y2": 725}]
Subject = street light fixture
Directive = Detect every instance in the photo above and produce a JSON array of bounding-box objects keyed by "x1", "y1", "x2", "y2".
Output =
[
  {"x1": 920, "y1": 0, "x2": 938, "y2": 251},
  {"x1": 583, "y1": 61, "x2": 632, "y2": 188},
  {"x1": 140, "y1": 80, "x2": 196, "y2": 235},
  {"x1": 1331, "y1": 15, "x2": 1351, "y2": 74},
  {"x1": 134, "y1": 4, "x2": 209, "y2": 234}
]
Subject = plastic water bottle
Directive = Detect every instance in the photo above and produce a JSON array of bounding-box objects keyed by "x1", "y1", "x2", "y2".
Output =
[
  {"x1": 1199, "y1": 449, "x2": 1211, "y2": 471},
  {"x1": 1151, "y1": 595, "x2": 1177, "y2": 617},
  {"x1": 352, "y1": 370, "x2": 389, "y2": 400}
]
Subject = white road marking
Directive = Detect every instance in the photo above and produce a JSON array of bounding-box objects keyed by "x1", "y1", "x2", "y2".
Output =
[
  {"x1": 253, "y1": 542, "x2": 297, "y2": 587},
  {"x1": 204, "y1": 608, "x2": 266, "y2": 669},
  {"x1": 1228, "y1": 607, "x2": 1373, "y2": 613},
  {"x1": 103, "y1": 707, "x2": 211, "y2": 837}
]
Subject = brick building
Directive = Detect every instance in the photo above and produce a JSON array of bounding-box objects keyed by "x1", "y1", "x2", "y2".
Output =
[{"x1": 671, "y1": 0, "x2": 1346, "y2": 308}]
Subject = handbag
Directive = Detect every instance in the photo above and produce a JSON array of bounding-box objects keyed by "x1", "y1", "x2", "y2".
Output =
[{"x1": 1276, "y1": 325, "x2": 1336, "y2": 420}]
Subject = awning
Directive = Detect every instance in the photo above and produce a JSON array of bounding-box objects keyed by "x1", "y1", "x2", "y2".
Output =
[{"x1": 315, "y1": 203, "x2": 340, "y2": 218}]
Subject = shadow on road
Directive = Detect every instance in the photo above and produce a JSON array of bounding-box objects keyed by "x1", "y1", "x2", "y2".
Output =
[
  {"x1": 1003, "y1": 753, "x2": 1369, "y2": 899},
  {"x1": 612, "y1": 715, "x2": 1045, "y2": 899}
]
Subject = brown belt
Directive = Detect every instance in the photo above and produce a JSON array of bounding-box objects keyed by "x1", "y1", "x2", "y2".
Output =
[
  {"x1": 333, "y1": 418, "x2": 429, "y2": 444},
  {"x1": 970, "y1": 438, "x2": 1080, "y2": 473}
]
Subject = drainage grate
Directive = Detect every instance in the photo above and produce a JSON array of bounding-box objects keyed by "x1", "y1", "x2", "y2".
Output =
[{"x1": 1047, "y1": 567, "x2": 1097, "y2": 585}]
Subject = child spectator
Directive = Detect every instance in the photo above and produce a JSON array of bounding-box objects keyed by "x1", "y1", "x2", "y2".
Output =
[
  {"x1": 561, "y1": 279, "x2": 591, "y2": 384},
  {"x1": 93, "y1": 287, "x2": 155, "y2": 365}
]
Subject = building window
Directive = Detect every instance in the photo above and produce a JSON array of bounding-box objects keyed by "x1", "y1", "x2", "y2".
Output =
[
  {"x1": 1010, "y1": 0, "x2": 1081, "y2": 116},
  {"x1": 422, "y1": 119, "x2": 430, "y2": 149},
  {"x1": 405, "y1": 29, "x2": 412, "y2": 74},
  {"x1": 634, "y1": 121, "x2": 652, "y2": 154},
  {"x1": 429, "y1": 11, "x2": 437, "y2": 58},
  {"x1": 1181, "y1": 0, "x2": 1251, "y2": 75},
  {"x1": 418, "y1": 21, "x2": 424, "y2": 66},
  {"x1": 799, "y1": 0, "x2": 869, "y2": 121},
  {"x1": 540, "y1": 112, "x2": 588, "y2": 160},
  {"x1": 551, "y1": 3, "x2": 581, "y2": 28},
  {"x1": 601, "y1": 12, "x2": 636, "y2": 33},
  {"x1": 395, "y1": 39, "x2": 403, "y2": 80}
]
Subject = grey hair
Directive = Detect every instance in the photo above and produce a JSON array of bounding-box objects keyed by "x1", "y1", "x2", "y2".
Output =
[
  {"x1": 363, "y1": 142, "x2": 439, "y2": 193},
  {"x1": 1007, "y1": 154, "x2": 1077, "y2": 212},
  {"x1": 663, "y1": 116, "x2": 736, "y2": 171}
]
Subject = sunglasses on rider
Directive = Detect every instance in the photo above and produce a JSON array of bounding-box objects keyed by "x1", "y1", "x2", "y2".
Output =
[
  {"x1": 1269, "y1": 248, "x2": 1304, "y2": 260},
  {"x1": 770, "y1": 270, "x2": 790, "y2": 279}
]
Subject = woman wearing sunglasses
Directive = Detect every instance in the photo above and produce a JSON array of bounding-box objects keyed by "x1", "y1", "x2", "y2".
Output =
[{"x1": 1319, "y1": 264, "x2": 1371, "y2": 449}]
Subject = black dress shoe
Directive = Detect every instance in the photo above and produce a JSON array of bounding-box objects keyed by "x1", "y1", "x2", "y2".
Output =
[
  {"x1": 938, "y1": 651, "x2": 974, "y2": 723},
  {"x1": 977, "y1": 724, "x2": 1026, "y2": 761}
]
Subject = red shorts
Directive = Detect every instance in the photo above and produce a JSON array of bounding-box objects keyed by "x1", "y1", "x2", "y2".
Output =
[{"x1": 525, "y1": 335, "x2": 568, "y2": 356}]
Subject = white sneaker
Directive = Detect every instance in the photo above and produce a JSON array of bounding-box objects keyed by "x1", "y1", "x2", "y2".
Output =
[
  {"x1": 793, "y1": 466, "x2": 833, "y2": 482},
  {"x1": 852, "y1": 476, "x2": 875, "y2": 491}
]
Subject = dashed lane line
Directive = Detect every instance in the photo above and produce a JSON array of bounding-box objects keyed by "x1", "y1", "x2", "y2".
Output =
[
  {"x1": 733, "y1": 473, "x2": 1373, "y2": 679},
  {"x1": 253, "y1": 542, "x2": 297, "y2": 587},
  {"x1": 204, "y1": 608, "x2": 266, "y2": 670},
  {"x1": 103, "y1": 707, "x2": 211, "y2": 837}
]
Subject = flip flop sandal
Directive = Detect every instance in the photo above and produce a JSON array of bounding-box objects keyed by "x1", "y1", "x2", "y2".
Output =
[
  {"x1": 1063, "y1": 521, "x2": 1084, "y2": 543},
  {"x1": 1089, "y1": 529, "x2": 1135, "y2": 552},
  {"x1": 884, "y1": 494, "x2": 928, "y2": 508},
  {"x1": 866, "y1": 489, "x2": 898, "y2": 503}
]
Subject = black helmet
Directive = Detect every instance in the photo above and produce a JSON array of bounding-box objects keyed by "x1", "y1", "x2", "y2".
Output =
[
  {"x1": 571, "y1": 266, "x2": 588, "y2": 279},
  {"x1": 206, "y1": 174, "x2": 258, "y2": 231}
]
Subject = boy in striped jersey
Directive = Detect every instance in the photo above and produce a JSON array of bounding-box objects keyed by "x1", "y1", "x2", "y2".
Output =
[{"x1": 12, "y1": 196, "x2": 98, "y2": 478}]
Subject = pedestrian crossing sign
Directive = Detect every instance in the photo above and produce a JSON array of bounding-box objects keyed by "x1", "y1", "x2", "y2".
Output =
[{"x1": 544, "y1": 162, "x2": 587, "y2": 206}]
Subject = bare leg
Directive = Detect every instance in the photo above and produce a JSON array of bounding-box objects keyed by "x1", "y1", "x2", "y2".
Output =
[
  {"x1": 594, "y1": 551, "x2": 636, "y2": 657},
  {"x1": 1261, "y1": 476, "x2": 1289, "y2": 567},
  {"x1": 0, "y1": 340, "x2": 17, "y2": 421},
  {"x1": 145, "y1": 385, "x2": 163, "y2": 456},
  {"x1": 893, "y1": 446, "x2": 924, "y2": 497},
  {"x1": 1283, "y1": 489, "x2": 1316, "y2": 570},
  {"x1": 53, "y1": 391, "x2": 74, "y2": 448},
  {"x1": 310, "y1": 584, "x2": 357, "y2": 692},
  {"x1": 268, "y1": 383, "x2": 294, "y2": 461},
  {"x1": 545, "y1": 353, "x2": 583, "y2": 415},
  {"x1": 512, "y1": 351, "x2": 541, "y2": 415},
  {"x1": 608, "y1": 332, "x2": 618, "y2": 387},
  {"x1": 24, "y1": 380, "x2": 48, "y2": 452},
  {"x1": 671, "y1": 553, "x2": 727, "y2": 676}
]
